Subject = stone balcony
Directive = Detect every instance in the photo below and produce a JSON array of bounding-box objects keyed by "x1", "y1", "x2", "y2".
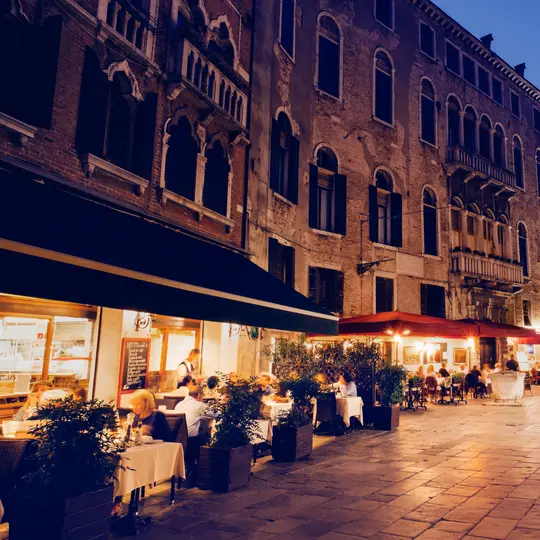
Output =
[
  {"x1": 446, "y1": 146, "x2": 516, "y2": 190},
  {"x1": 450, "y1": 250, "x2": 524, "y2": 287}
]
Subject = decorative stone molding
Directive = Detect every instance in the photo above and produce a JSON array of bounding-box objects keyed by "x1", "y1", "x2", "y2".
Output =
[
  {"x1": 104, "y1": 60, "x2": 144, "y2": 101},
  {"x1": 0, "y1": 112, "x2": 38, "y2": 147},
  {"x1": 81, "y1": 154, "x2": 149, "y2": 196}
]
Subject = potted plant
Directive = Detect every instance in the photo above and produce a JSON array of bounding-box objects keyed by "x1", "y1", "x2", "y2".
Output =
[
  {"x1": 463, "y1": 247, "x2": 472, "y2": 254},
  {"x1": 11, "y1": 397, "x2": 124, "y2": 540},
  {"x1": 452, "y1": 246, "x2": 462, "y2": 252},
  {"x1": 272, "y1": 377, "x2": 319, "y2": 462},
  {"x1": 374, "y1": 365, "x2": 407, "y2": 430},
  {"x1": 197, "y1": 375, "x2": 260, "y2": 492}
]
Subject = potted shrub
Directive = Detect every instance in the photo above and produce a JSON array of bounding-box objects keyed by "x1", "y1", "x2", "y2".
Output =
[
  {"x1": 452, "y1": 246, "x2": 462, "y2": 253},
  {"x1": 272, "y1": 377, "x2": 319, "y2": 462},
  {"x1": 374, "y1": 365, "x2": 407, "y2": 430},
  {"x1": 463, "y1": 247, "x2": 472, "y2": 254},
  {"x1": 11, "y1": 397, "x2": 124, "y2": 540},
  {"x1": 197, "y1": 376, "x2": 260, "y2": 492}
]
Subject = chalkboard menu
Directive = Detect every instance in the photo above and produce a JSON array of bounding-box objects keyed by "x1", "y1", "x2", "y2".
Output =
[{"x1": 119, "y1": 338, "x2": 150, "y2": 396}]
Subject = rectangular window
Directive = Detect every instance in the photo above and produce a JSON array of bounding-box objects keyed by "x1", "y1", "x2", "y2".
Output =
[
  {"x1": 478, "y1": 66, "x2": 490, "y2": 96},
  {"x1": 446, "y1": 41, "x2": 460, "y2": 75},
  {"x1": 375, "y1": 0, "x2": 394, "y2": 30},
  {"x1": 419, "y1": 22, "x2": 435, "y2": 59},
  {"x1": 451, "y1": 209, "x2": 462, "y2": 248},
  {"x1": 498, "y1": 226, "x2": 506, "y2": 258},
  {"x1": 492, "y1": 78, "x2": 503, "y2": 105},
  {"x1": 463, "y1": 55, "x2": 476, "y2": 86},
  {"x1": 377, "y1": 190, "x2": 390, "y2": 244},
  {"x1": 309, "y1": 267, "x2": 344, "y2": 314},
  {"x1": 421, "y1": 284, "x2": 446, "y2": 318},
  {"x1": 523, "y1": 300, "x2": 532, "y2": 327},
  {"x1": 511, "y1": 91, "x2": 520, "y2": 118},
  {"x1": 279, "y1": 0, "x2": 295, "y2": 58},
  {"x1": 268, "y1": 238, "x2": 294, "y2": 288},
  {"x1": 534, "y1": 108, "x2": 540, "y2": 132},
  {"x1": 318, "y1": 34, "x2": 340, "y2": 98},
  {"x1": 317, "y1": 171, "x2": 335, "y2": 232},
  {"x1": 375, "y1": 276, "x2": 394, "y2": 313},
  {"x1": 421, "y1": 95, "x2": 436, "y2": 144}
]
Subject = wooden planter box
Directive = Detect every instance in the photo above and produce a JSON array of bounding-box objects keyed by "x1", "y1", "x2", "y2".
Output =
[
  {"x1": 373, "y1": 405, "x2": 400, "y2": 431},
  {"x1": 272, "y1": 423, "x2": 313, "y2": 462},
  {"x1": 10, "y1": 485, "x2": 113, "y2": 540},
  {"x1": 197, "y1": 444, "x2": 252, "y2": 493}
]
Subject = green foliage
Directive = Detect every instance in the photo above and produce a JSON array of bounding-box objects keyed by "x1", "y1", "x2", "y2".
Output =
[
  {"x1": 408, "y1": 375, "x2": 424, "y2": 386},
  {"x1": 377, "y1": 364, "x2": 407, "y2": 407},
  {"x1": 277, "y1": 376, "x2": 320, "y2": 428},
  {"x1": 210, "y1": 374, "x2": 261, "y2": 449},
  {"x1": 276, "y1": 407, "x2": 312, "y2": 429},
  {"x1": 18, "y1": 397, "x2": 124, "y2": 499},
  {"x1": 452, "y1": 372, "x2": 465, "y2": 382}
]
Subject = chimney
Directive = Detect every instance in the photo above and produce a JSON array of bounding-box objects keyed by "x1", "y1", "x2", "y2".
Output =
[
  {"x1": 480, "y1": 33, "x2": 494, "y2": 49},
  {"x1": 514, "y1": 63, "x2": 526, "y2": 77}
]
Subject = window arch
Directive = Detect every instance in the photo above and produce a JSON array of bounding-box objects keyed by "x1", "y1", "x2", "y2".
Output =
[
  {"x1": 203, "y1": 139, "x2": 230, "y2": 216},
  {"x1": 479, "y1": 115, "x2": 492, "y2": 160},
  {"x1": 420, "y1": 78, "x2": 436, "y2": 145},
  {"x1": 513, "y1": 136, "x2": 524, "y2": 189},
  {"x1": 536, "y1": 149, "x2": 540, "y2": 195},
  {"x1": 270, "y1": 112, "x2": 299, "y2": 203},
  {"x1": 518, "y1": 222, "x2": 529, "y2": 277},
  {"x1": 493, "y1": 124, "x2": 505, "y2": 167},
  {"x1": 423, "y1": 187, "x2": 438, "y2": 255},
  {"x1": 374, "y1": 50, "x2": 394, "y2": 125},
  {"x1": 316, "y1": 15, "x2": 341, "y2": 98},
  {"x1": 164, "y1": 116, "x2": 200, "y2": 201},
  {"x1": 369, "y1": 168, "x2": 402, "y2": 247},
  {"x1": 447, "y1": 96, "x2": 461, "y2": 147},
  {"x1": 463, "y1": 106, "x2": 477, "y2": 152}
]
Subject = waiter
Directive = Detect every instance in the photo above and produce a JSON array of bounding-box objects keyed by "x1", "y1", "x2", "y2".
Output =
[{"x1": 177, "y1": 349, "x2": 200, "y2": 382}]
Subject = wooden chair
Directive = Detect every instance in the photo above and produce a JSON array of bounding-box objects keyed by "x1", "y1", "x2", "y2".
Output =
[
  {"x1": 524, "y1": 373, "x2": 534, "y2": 396},
  {"x1": 315, "y1": 393, "x2": 338, "y2": 436},
  {"x1": 155, "y1": 398, "x2": 181, "y2": 410},
  {"x1": 163, "y1": 412, "x2": 188, "y2": 449},
  {"x1": 425, "y1": 376, "x2": 438, "y2": 402},
  {"x1": 0, "y1": 439, "x2": 30, "y2": 523}
]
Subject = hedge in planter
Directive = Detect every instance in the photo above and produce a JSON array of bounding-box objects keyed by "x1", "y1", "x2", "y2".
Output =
[
  {"x1": 197, "y1": 375, "x2": 260, "y2": 492},
  {"x1": 374, "y1": 364, "x2": 407, "y2": 430},
  {"x1": 12, "y1": 397, "x2": 124, "y2": 540}
]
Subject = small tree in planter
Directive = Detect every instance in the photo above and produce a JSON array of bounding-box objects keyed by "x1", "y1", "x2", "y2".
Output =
[
  {"x1": 272, "y1": 377, "x2": 320, "y2": 462},
  {"x1": 12, "y1": 397, "x2": 124, "y2": 540},
  {"x1": 374, "y1": 365, "x2": 407, "y2": 430},
  {"x1": 197, "y1": 375, "x2": 260, "y2": 492}
]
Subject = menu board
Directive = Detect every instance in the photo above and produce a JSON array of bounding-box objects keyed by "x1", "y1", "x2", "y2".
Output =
[{"x1": 118, "y1": 338, "x2": 150, "y2": 398}]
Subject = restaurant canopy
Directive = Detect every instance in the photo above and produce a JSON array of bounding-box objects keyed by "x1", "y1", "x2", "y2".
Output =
[
  {"x1": 458, "y1": 319, "x2": 539, "y2": 341},
  {"x1": 0, "y1": 159, "x2": 338, "y2": 335}
]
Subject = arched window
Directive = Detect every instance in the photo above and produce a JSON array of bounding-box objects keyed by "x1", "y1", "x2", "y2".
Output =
[
  {"x1": 483, "y1": 209, "x2": 495, "y2": 255},
  {"x1": 513, "y1": 136, "x2": 524, "y2": 189},
  {"x1": 270, "y1": 112, "x2": 299, "y2": 203},
  {"x1": 536, "y1": 149, "x2": 540, "y2": 194},
  {"x1": 493, "y1": 125, "x2": 505, "y2": 167},
  {"x1": 165, "y1": 116, "x2": 199, "y2": 201},
  {"x1": 374, "y1": 50, "x2": 394, "y2": 125},
  {"x1": 309, "y1": 147, "x2": 346, "y2": 234},
  {"x1": 479, "y1": 115, "x2": 491, "y2": 160},
  {"x1": 420, "y1": 79, "x2": 436, "y2": 145},
  {"x1": 463, "y1": 106, "x2": 477, "y2": 152},
  {"x1": 447, "y1": 96, "x2": 461, "y2": 147},
  {"x1": 203, "y1": 140, "x2": 230, "y2": 216},
  {"x1": 369, "y1": 169, "x2": 402, "y2": 247},
  {"x1": 518, "y1": 223, "x2": 529, "y2": 277},
  {"x1": 423, "y1": 188, "x2": 438, "y2": 255},
  {"x1": 317, "y1": 15, "x2": 340, "y2": 98}
]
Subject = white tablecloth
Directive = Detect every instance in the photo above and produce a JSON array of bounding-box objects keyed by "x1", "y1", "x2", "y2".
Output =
[
  {"x1": 260, "y1": 401, "x2": 293, "y2": 420},
  {"x1": 252, "y1": 419, "x2": 272, "y2": 444},
  {"x1": 337, "y1": 396, "x2": 364, "y2": 427},
  {"x1": 115, "y1": 442, "x2": 186, "y2": 497}
]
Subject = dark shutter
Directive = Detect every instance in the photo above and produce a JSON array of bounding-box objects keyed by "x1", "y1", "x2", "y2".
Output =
[
  {"x1": 435, "y1": 286, "x2": 446, "y2": 318},
  {"x1": 335, "y1": 173, "x2": 347, "y2": 235},
  {"x1": 309, "y1": 164, "x2": 318, "y2": 229},
  {"x1": 375, "y1": 70, "x2": 392, "y2": 124},
  {"x1": 390, "y1": 192, "x2": 402, "y2": 247},
  {"x1": 287, "y1": 136, "x2": 299, "y2": 204},
  {"x1": 75, "y1": 48, "x2": 109, "y2": 157},
  {"x1": 423, "y1": 205, "x2": 437, "y2": 255},
  {"x1": 336, "y1": 271, "x2": 344, "y2": 314},
  {"x1": 34, "y1": 16, "x2": 63, "y2": 128},
  {"x1": 420, "y1": 284, "x2": 428, "y2": 315},
  {"x1": 269, "y1": 118, "x2": 281, "y2": 192},
  {"x1": 133, "y1": 92, "x2": 158, "y2": 180},
  {"x1": 308, "y1": 267, "x2": 318, "y2": 302},
  {"x1": 268, "y1": 238, "x2": 279, "y2": 279},
  {"x1": 284, "y1": 245, "x2": 295, "y2": 288},
  {"x1": 368, "y1": 185, "x2": 378, "y2": 242}
]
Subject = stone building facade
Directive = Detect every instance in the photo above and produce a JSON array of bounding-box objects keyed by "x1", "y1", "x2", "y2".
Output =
[{"x1": 248, "y1": 0, "x2": 540, "y2": 363}]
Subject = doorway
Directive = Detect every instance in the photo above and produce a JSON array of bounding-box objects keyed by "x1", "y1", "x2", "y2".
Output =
[{"x1": 480, "y1": 338, "x2": 496, "y2": 368}]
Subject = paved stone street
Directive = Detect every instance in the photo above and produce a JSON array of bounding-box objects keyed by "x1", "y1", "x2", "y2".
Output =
[{"x1": 117, "y1": 391, "x2": 540, "y2": 540}]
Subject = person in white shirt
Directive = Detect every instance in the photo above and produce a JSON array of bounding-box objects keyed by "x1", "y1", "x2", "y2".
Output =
[
  {"x1": 339, "y1": 372, "x2": 357, "y2": 397},
  {"x1": 174, "y1": 387, "x2": 216, "y2": 438},
  {"x1": 176, "y1": 349, "x2": 200, "y2": 383}
]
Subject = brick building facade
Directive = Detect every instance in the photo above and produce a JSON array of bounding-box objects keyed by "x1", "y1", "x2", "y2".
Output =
[{"x1": 249, "y1": 0, "x2": 540, "y2": 365}]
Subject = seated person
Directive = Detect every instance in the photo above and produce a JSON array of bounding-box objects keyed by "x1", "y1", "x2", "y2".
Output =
[
  {"x1": 339, "y1": 372, "x2": 357, "y2": 397},
  {"x1": 416, "y1": 365, "x2": 425, "y2": 378},
  {"x1": 71, "y1": 386, "x2": 88, "y2": 401},
  {"x1": 130, "y1": 389, "x2": 170, "y2": 441},
  {"x1": 506, "y1": 357, "x2": 520, "y2": 372},
  {"x1": 166, "y1": 376, "x2": 197, "y2": 397},
  {"x1": 202, "y1": 375, "x2": 221, "y2": 399},
  {"x1": 13, "y1": 380, "x2": 52, "y2": 420},
  {"x1": 272, "y1": 381, "x2": 290, "y2": 403},
  {"x1": 174, "y1": 386, "x2": 217, "y2": 438},
  {"x1": 257, "y1": 373, "x2": 275, "y2": 397},
  {"x1": 470, "y1": 365, "x2": 482, "y2": 378},
  {"x1": 438, "y1": 362, "x2": 450, "y2": 378}
]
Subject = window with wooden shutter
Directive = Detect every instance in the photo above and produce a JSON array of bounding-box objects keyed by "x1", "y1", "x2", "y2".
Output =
[
  {"x1": 421, "y1": 284, "x2": 445, "y2": 318},
  {"x1": 280, "y1": 0, "x2": 295, "y2": 58},
  {"x1": 423, "y1": 188, "x2": 437, "y2": 255},
  {"x1": 390, "y1": 192, "x2": 402, "y2": 247},
  {"x1": 313, "y1": 147, "x2": 339, "y2": 232},
  {"x1": 317, "y1": 16, "x2": 340, "y2": 98},
  {"x1": 376, "y1": 276, "x2": 394, "y2": 313},
  {"x1": 309, "y1": 267, "x2": 343, "y2": 313},
  {"x1": 270, "y1": 113, "x2": 298, "y2": 203},
  {"x1": 269, "y1": 238, "x2": 295, "y2": 288},
  {"x1": 309, "y1": 164, "x2": 319, "y2": 229},
  {"x1": 133, "y1": 92, "x2": 157, "y2": 180},
  {"x1": 203, "y1": 140, "x2": 230, "y2": 216},
  {"x1": 374, "y1": 50, "x2": 394, "y2": 124},
  {"x1": 368, "y1": 185, "x2": 378, "y2": 242}
]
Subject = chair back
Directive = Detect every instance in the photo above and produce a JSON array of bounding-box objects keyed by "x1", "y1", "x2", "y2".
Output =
[
  {"x1": 155, "y1": 398, "x2": 180, "y2": 410},
  {"x1": 425, "y1": 376, "x2": 438, "y2": 392},
  {"x1": 316, "y1": 392, "x2": 337, "y2": 422},
  {"x1": 465, "y1": 373, "x2": 478, "y2": 391},
  {"x1": 0, "y1": 438, "x2": 30, "y2": 523},
  {"x1": 163, "y1": 412, "x2": 188, "y2": 449}
]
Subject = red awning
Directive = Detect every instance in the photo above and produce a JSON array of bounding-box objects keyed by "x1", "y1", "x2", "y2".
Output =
[
  {"x1": 338, "y1": 311, "x2": 479, "y2": 339},
  {"x1": 458, "y1": 319, "x2": 539, "y2": 339}
]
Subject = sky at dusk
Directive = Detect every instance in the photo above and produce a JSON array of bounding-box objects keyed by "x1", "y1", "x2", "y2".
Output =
[{"x1": 433, "y1": 0, "x2": 540, "y2": 88}]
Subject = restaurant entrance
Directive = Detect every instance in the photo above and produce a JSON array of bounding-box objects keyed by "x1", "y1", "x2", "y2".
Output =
[{"x1": 480, "y1": 338, "x2": 496, "y2": 368}]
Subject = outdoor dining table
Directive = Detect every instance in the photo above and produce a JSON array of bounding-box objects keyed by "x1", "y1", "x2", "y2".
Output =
[
  {"x1": 260, "y1": 400, "x2": 293, "y2": 420},
  {"x1": 336, "y1": 396, "x2": 364, "y2": 427}
]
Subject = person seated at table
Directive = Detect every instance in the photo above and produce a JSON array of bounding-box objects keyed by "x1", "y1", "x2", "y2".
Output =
[
  {"x1": 438, "y1": 362, "x2": 450, "y2": 378},
  {"x1": 426, "y1": 365, "x2": 435, "y2": 376},
  {"x1": 71, "y1": 386, "x2": 88, "y2": 401},
  {"x1": 470, "y1": 365, "x2": 482, "y2": 378},
  {"x1": 130, "y1": 389, "x2": 171, "y2": 441},
  {"x1": 506, "y1": 356, "x2": 520, "y2": 372},
  {"x1": 339, "y1": 372, "x2": 357, "y2": 397},
  {"x1": 257, "y1": 373, "x2": 275, "y2": 397},
  {"x1": 12, "y1": 380, "x2": 52, "y2": 420},
  {"x1": 202, "y1": 375, "x2": 221, "y2": 399},
  {"x1": 416, "y1": 365, "x2": 425, "y2": 378},
  {"x1": 493, "y1": 362, "x2": 501, "y2": 373},
  {"x1": 465, "y1": 366, "x2": 486, "y2": 398},
  {"x1": 272, "y1": 381, "x2": 291, "y2": 403},
  {"x1": 459, "y1": 364, "x2": 468, "y2": 375}
]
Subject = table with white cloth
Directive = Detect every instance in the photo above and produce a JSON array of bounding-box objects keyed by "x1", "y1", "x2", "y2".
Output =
[
  {"x1": 336, "y1": 396, "x2": 364, "y2": 427},
  {"x1": 252, "y1": 419, "x2": 272, "y2": 444},
  {"x1": 260, "y1": 400, "x2": 293, "y2": 420}
]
